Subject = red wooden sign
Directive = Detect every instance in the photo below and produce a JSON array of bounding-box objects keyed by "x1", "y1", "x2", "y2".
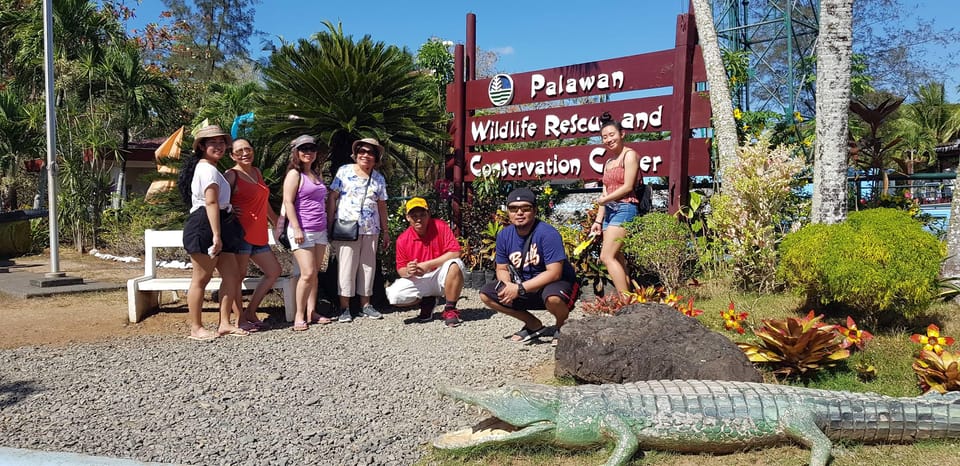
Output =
[
  {"x1": 446, "y1": 12, "x2": 708, "y2": 218},
  {"x1": 467, "y1": 94, "x2": 712, "y2": 145},
  {"x1": 467, "y1": 139, "x2": 712, "y2": 181}
]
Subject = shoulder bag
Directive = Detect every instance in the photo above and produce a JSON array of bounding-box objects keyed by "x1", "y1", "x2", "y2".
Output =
[{"x1": 331, "y1": 172, "x2": 372, "y2": 242}]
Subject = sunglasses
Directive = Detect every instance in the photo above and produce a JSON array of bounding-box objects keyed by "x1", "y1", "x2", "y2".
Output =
[
  {"x1": 298, "y1": 144, "x2": 319, "y2": 152},
  {"x1": 507, "y1": 205, "x2": 534, "y2": 214},
  {"x1": 356, "y1": 147, "x2": 377, "y2": 156}
]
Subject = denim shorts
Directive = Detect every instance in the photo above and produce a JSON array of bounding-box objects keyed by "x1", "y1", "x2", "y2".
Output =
[
  {"x1": 602, "y1": 202, "x2": 639, "y2": 228},
  {"x1": 236, "y1": 239, "x2": 272, "y2": 256}
]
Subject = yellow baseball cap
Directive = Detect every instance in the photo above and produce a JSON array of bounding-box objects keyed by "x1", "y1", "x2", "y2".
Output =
[{"x1": 405, "y1": 197, "x2": 429, "y2": 213}]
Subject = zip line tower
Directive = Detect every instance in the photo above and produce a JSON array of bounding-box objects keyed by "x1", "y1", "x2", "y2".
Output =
[{"x1": 713, "y1": 0, "x2": 820, "y2": 117}]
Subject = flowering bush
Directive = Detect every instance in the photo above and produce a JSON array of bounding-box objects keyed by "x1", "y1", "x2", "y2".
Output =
[
  {"x1": 709, "y1": 135, "x2": 806, "y2": 292},
  {"x1": 721, "y1": 302, "x2": 748, "y2": 334}
]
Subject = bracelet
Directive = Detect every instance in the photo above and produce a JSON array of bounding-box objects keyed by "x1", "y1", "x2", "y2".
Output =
[{"x1": 593, "y1": 221, "x2": 602, "y2": 225}]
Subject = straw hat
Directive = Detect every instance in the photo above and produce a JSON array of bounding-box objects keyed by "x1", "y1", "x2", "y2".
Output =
[
  {"x1": 351, "y1": 137, "x2": 385, "y2": 160},
  {"x1": 192, "y1": 125, "x2": 232, "y2": 152}
]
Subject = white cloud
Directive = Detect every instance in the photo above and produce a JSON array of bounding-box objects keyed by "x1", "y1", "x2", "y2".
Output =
[{"x1": 492, "y1": 46, "x2": 515, "y2": 56}]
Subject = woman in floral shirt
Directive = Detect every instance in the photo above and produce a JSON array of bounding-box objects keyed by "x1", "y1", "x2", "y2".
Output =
[{"x1": 327, "y1": 137, "x2": 390, "y2": 322}]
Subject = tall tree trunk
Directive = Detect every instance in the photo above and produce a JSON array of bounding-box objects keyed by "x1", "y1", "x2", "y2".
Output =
[
  {"x1": 943, "y1": 169, "x2": 960, "y2": 278},
  {"x1": 690, "y1": 0, "x2": 738, "y2": 186},
  {"x1": 811, "y1": 0, "x2": 853, "y2": 224}
]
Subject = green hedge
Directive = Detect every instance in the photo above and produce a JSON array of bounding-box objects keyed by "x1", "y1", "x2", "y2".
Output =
[{"x1": 777, "y1": 208, "x2": 944, "y2": 319}]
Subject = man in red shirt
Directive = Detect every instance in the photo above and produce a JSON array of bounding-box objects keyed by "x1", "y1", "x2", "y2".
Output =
[{"x1": 386, "y1": 197, "x2": 465, "y2": 327}]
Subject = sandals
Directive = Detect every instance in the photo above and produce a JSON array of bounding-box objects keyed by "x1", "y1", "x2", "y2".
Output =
[
  {"x1": 310, "y1": 313, "x2": 332, "y2": 325},
  {"x1": 238, "y1": 321, "x2": 261, "y2": 332},
  {"x1": 292, "y1": 321, "x2": 309, "y2": 331},
  {"x1": 505, "y1": 325, "x2": 552, "y2": 344}
]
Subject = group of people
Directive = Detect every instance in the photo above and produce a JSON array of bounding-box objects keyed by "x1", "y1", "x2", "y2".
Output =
[
  {"x1": 177, "y1": 126, "x2": 391, "y2": 340},
  {"x1": 175, "y1": 112, "x2": 646, "y2": 344}
]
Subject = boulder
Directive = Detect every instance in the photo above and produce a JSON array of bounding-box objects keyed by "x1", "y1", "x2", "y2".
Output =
[{"x1": 555, "y1": 303, "x2": 762, "y2": 384}]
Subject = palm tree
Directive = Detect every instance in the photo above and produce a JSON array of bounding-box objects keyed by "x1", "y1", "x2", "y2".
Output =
[
  {"x1": 196, "y1": 81, "x2": 262, "y2": 130},
  {"x1": 689, "y1": 0, "x2": 738, "y2": 185},
  {"x1": 810, "y1": 0, "x2": 854, "y2": 225},
  {"x1": 0, "y1": 87, "x2": 44, "y2": 209},
  {"x1": 0, "y1": 0, "x2": 121, "y2": 96},
  {"x1": 92, "y1": 42, "x2": 177, "y2": 204},
  {"x1": 258, "y1": 21, "x2": 448, "y2": 176}
]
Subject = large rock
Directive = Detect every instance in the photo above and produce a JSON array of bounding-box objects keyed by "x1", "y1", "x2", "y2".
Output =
[{"x1": 555, "y1": 303, "x2": 762, "y2": 384}]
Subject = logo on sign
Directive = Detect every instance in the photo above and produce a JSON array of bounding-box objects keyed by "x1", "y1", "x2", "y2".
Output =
[{"x1": 488, "y1": 74, "x2": 514, "y2": 107}]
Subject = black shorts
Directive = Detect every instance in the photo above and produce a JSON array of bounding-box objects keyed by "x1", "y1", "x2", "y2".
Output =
[
  {"x1": 182, "y1": 208, "x2": 245, "y2": 255},
  {"x1": 479, "y1": 279, "x2": 578, "y2": 311}
]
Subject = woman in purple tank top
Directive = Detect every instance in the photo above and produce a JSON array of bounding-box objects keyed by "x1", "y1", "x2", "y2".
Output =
[{"x1": 281, "y1": 135, "x2": 331, "y2": 331}]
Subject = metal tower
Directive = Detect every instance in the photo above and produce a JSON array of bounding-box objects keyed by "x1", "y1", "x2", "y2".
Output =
[{"x1": 713, "y1": 0, "x2": 820, "y2": 117}]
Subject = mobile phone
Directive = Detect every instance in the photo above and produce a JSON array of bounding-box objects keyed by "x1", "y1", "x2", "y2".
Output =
[{"x1": 495, "y1": 281, "x2": 505, "y2": 292}]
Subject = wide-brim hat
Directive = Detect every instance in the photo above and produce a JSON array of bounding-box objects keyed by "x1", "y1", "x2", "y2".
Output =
[
  {"x1": 192, "y1": 125, "x2": 232, "y2": 152},
  {"x1": 351, "y1": 137, "x2": 385, "y2": 160}
]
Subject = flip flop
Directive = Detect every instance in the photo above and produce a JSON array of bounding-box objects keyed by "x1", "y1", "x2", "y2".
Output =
[
  {"x1": 238, "y1": 322, "x2": 261, "y2": 332},
  {"x1": 505, "y1": 326, "x2": 533, "y2": 342},
  {"x1": 523, "y1": 326, "x2": 553, "y2": 345},
  {"x1": 292, "y1": 321, "x2": 309, "y2": 332},
  {"x1": 187, "y1": 332, "x2": 216, "y2": 341},
  {"x1": 505, "y1": 326, "x2": 548, "y2": 343},
  {"x1": 218, "y1": 328, "x2": 250, "y2": 337},
  {"x1": 309, "y1": 313, "x2": 332, "y2": 325}
]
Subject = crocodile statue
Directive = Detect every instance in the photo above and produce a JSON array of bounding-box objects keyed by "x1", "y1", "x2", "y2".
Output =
[{"x1": 433, "y1": 379, "x2": 960, "y2": 466}]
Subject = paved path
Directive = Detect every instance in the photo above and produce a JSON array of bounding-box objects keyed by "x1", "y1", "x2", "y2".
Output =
[{"x1": 0, "y1": 261, "x2": 122, "y2": 298}]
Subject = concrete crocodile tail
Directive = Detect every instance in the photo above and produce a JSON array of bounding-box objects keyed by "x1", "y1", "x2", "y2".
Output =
[{"x1": 433, "y1": 379, "x2": 960, "y2": 466}]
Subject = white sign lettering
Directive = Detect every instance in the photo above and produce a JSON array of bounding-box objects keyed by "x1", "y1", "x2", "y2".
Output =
[
  {"x1": 470, "y1": 154, "x2": 582, "y2": 178},
  {"x1": 530, "y1": 71, "x2": 625, "y2": 99},
  {"x1": 470, "y1": 105, "x2": 664, "y2": 143}
]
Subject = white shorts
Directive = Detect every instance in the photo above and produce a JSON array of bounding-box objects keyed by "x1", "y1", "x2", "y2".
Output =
[
  {"x1": 288, "y1": 228, "x2": 328, "y2": 251},
  {"x1": 386, "y1": 258, "x2": 464, "y2": 305}
]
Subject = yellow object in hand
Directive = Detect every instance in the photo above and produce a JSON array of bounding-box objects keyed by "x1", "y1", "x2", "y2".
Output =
[{"x1": 572, "y1": 233, "x2": 597, "y2": 257}]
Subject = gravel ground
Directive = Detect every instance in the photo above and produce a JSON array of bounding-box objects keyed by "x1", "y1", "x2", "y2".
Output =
[{"x1": 0, "y1": 289, "x2": 566, "y2": 465}]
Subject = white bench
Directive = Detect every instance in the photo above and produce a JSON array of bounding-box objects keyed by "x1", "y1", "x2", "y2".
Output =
[{"x1": 126, "y1": 229, "x2": 297, "y2": 323}]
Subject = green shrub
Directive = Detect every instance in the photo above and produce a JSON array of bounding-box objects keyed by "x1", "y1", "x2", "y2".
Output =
[
  {"x1": 99, "y1": 194, "x2": 185, "y2": 256},
  {"x1": 621, "y1": 212, "x2": 696, "y2": 291},
  {"x1": 777, "y1": 208, "x2": 944, "y2": 320}
]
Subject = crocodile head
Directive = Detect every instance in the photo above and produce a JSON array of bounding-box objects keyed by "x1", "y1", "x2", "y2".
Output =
[{"x1": 433, "y1": 383, "x2": 559, "y2": 449}]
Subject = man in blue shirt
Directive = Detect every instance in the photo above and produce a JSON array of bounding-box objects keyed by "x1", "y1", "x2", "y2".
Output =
[{"x1": 479, "y1": 187, "x2": 578, "y2": 344}]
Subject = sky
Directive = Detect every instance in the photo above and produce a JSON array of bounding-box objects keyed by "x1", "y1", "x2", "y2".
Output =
[{"x1": 123, "y1": 0, "x2": 959, "y2": 101}]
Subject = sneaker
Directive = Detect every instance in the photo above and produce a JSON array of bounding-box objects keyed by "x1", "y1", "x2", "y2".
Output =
[
  {"x1": 441, "y1": 308, "x2": 462, "y2": 327},
  {"x1": 338, "y1": 308, "x2": 353, "y2": 323},
  {"x1": 361, "y1": 304, "x2": 383, "y2": 319}
]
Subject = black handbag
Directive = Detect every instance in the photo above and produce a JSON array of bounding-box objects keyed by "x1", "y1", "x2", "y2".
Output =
[
  {"x1": 331, "y1": 172, "x2": 372, "y2": 242},
  {"x1": 278, "y1": 225, "x2": 292, "y2": 249},
  {"x1": 331, "y1": 219, "x2": 359, "y2": 242}
]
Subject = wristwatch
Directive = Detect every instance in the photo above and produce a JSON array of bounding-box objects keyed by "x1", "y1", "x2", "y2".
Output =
[{"x1": 517, "y1": 283, "x2": 527, "y2": 297}]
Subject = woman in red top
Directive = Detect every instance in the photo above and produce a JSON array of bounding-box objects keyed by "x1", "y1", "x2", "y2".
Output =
[
  {"x1": 225, "y1": 138, "x2": 282, "y2": 332},
  {"x1": 589, "y1": 113, "x2": 641, "y2": 297}
]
